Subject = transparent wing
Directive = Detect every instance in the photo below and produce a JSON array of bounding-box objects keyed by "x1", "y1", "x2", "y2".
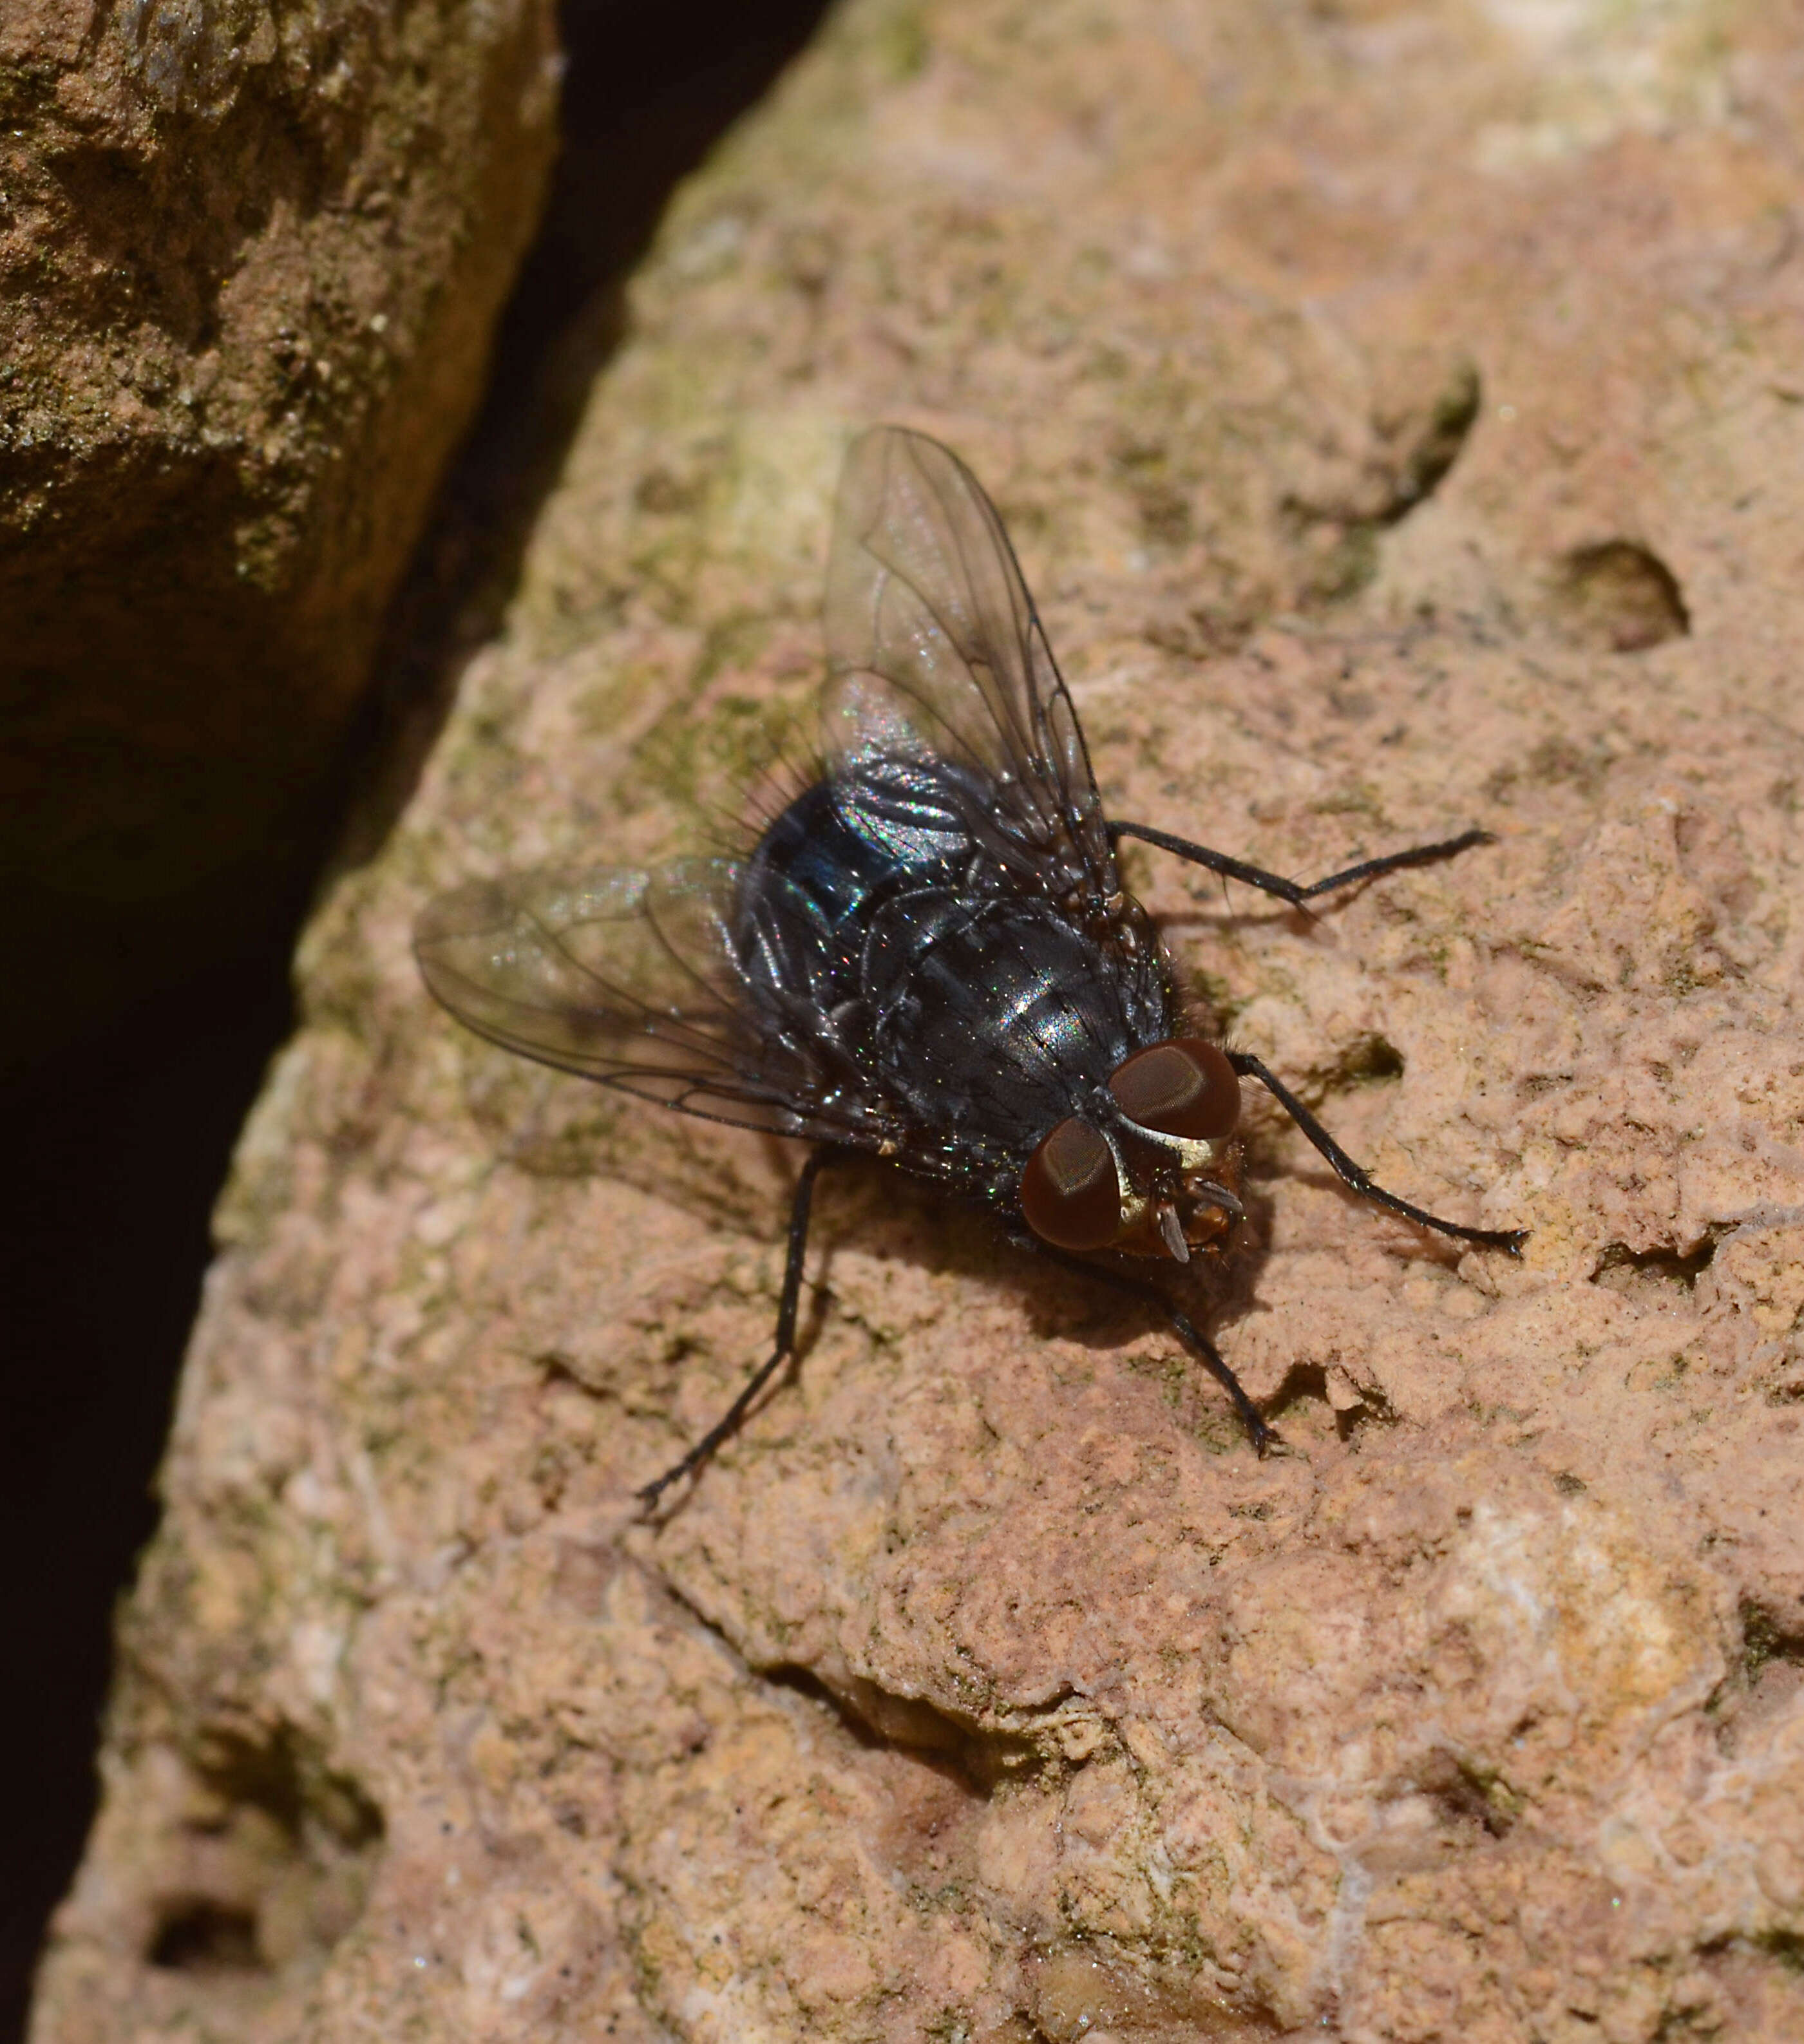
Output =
[
  {"x1": 823, "y1": 424, "x2": 1117, "y2": 899},
  {"x1": 413, "y1": 861, "x2": 875, "y2": 1144}
]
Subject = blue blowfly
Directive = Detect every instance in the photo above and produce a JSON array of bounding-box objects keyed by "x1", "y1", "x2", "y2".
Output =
[{"x1": 416, "y1": 426, "x2": 1525, "y2": 1506}]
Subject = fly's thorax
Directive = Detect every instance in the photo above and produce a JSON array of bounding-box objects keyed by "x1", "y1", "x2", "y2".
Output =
[{"x1": 864, "y1": 891, "x2": 1149, "y2": 1140}]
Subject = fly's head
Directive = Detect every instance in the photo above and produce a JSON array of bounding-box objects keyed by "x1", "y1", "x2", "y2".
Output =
[{"x1": 1016, "y1": 1037, "x2": 1244, "y2": 1263}]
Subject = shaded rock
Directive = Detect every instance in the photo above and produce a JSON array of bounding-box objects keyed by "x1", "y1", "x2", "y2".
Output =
[
  {"x1": 30, "y1": 1, "x2": 1804, "y2": 2039},
  {"x1": 0, "y1": 0, "x2": 560, "y2": 1061}
]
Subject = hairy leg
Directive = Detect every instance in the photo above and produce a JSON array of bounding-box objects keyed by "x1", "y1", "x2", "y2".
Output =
[
  {"x1": 1023, "y1": 1238, "x2": 1277, "y2": 1453},
  {"x1": 637, "y1": 1147, "x2": 831, "y2": 1511},
  {"x1": 1229, "y1": 1050, "x2": 1526, "y2": 1253},
  {"x1": 1109, "y1": 819, "x2": 1494, "y2": 907}
]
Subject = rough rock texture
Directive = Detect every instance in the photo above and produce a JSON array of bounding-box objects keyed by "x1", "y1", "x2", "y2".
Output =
[
  {"x1": 0, "y1": 0, "x2": 559, "y2": 1061},
  {"x1": 31, "y1": 1, "x2": 1804, "y2": 2038}
]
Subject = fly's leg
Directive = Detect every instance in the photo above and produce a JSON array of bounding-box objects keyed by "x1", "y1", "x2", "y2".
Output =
[
  {"x1": 1229, "y1": 1050, "x2": 1526, "y2": 1254},
  {"x1": 636, "y1": 1148, "x2": 830, "y2": 1512},
  {"x1": 1025, "y1": 1240, "x2": 1278, "y2": 1454},
  {"x1": 1109, "y1": 819, "x2": 1494, "y2": 907},
  {"x1": 1108, "y1": 820, "x2": 1523, "y2": 1248}
]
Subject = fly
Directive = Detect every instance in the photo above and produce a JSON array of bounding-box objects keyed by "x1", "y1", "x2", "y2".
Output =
[{"x1": 415, "y1": 426, "x2": 1526, "y2": 1508}]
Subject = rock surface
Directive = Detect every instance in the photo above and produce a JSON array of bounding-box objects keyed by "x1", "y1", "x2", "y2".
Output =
[
  {"x1": 31, "y1": 1, "x2": 1804, "y2": 2039},
  {"x1": 0, "y1": 0, "x2": 559, "y2": 1059}
]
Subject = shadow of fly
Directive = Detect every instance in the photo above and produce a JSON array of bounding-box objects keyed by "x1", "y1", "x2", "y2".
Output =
[{"x1": 416, "y1": 426, "x2": 1525, "y2": 1509}]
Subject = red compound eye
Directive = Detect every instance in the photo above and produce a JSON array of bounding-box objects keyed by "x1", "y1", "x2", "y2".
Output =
[
  {"x1": 1019, "y1": 1117, "x2": 1121, "y2": 1251},
  {"x1": 1108, "y1": 1038, "x2": 1240, "y2": 1140}
]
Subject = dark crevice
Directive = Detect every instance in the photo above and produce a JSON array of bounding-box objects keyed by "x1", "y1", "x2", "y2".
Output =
[
  {"x1": 0, "y1": 954, "x2": 296, "y2": 2035},
  {"x1": 1316, "y1": 1032, "x2": 1405, "y2": 1093},
  {"x1": 1709, "y1": 1597, "x2": 1804, "y2": 1757},
  {"x1": 762, "y1": 1665, "x2": 1034, "y2": 1795},
  {"x1": 1413, "y1": 1748, "x2": 1520, "y2": 1839},
  {"x1": 147, "y1": 1903, "x2": 264, "y2": 1976},
  {"x1": 765, "y1": 1657, "x2": 1043, "y2": 1793},
  {"x1": 1753, "y1": 1927, "x2": 1804, "y2": 1974},
  {"x1": 1265, "y1": 1359, "x2": 1329, "y2": 1421},
  {"x1": 763, "y1": 1663, "x2": 894, "y2": 1749},
  {"x1": 1261, "y1": 1359, "x2": 1391, "y2": 1442},
  {"x1": 1590, "y1": 1233, "x2": 1720, "y2": 1291},
  {"x1": 654, "y1": 1565, "x2": 1045, "y2": 1799},
  {"x1": 1283, "y1": 357, "x2": 1481, "y2": 605},
  {"x1": 1553, "y1": 540, "x2": 1691, "y2": 652},
  {"x1": 1741, "y1": 1597, "x2": 1804, "y2": 1681},
  {"x1": 133, "y1": 1726, "x2": 385, "y2": 1978},
  {"x1": 1, "y1": 4, "x2": 834, "y2": 2034},
  {"x1": 185, "y1": 1724, "x2": 386, "y2": 1850},
  {"x1": 1384, "y1": 358, "x2": 1481, "y2": 522}
]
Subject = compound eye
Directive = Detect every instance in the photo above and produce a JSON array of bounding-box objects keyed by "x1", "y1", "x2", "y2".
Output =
[
  {"x1": 1109, "y1": 1037, "x2": 1240, "y2": 1140},
  {"x1": 1020, "y1": 1117, "x2": 1121, "y2": 1251}
]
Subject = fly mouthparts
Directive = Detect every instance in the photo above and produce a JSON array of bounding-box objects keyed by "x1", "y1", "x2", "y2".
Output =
[{"x1": 1191, "y1": 1179, "x2": 1246, "y2": 1223}]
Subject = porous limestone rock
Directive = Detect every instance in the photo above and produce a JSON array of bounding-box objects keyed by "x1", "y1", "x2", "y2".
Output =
[
  {"x1": 30, "y1": 1, "x2": 1804, "y2": 2039},
  {"x1": 0, "y1": 0, "x2": 559, "y2": 1058}
]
